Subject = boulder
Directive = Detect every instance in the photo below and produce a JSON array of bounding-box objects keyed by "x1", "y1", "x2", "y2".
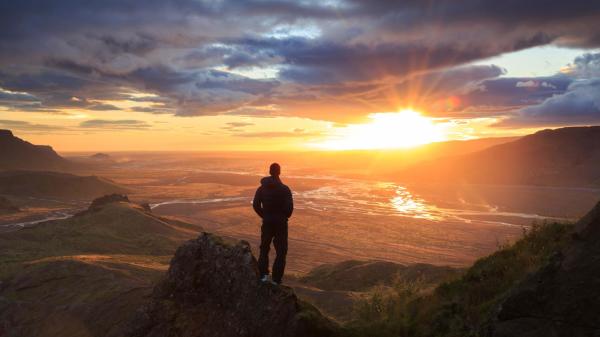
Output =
[{"x1": 127, "y1": 233, "x2": 338, "y2": 337}]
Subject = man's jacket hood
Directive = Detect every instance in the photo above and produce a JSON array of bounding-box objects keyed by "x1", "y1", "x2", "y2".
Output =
[{"x1": 260, "y1": 176, "x2": 282, "y2": 187}]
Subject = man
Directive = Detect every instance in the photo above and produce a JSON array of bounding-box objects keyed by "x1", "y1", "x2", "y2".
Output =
[{"x1": 252, "y1": 163, "x2": 293, "y2": 285}]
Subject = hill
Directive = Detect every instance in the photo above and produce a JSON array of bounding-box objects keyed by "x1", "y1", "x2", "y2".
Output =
[
  {"x1": 0, "y1": 170, "x2": 127, "y2": 199},
  {"x1": 289, "y1": 260, "x2": 461, "y2": 322},
  {"x1": 0, "y1": 129, "x2": 71, "y2": 171},
  {"x1": 297, "y1": 260, "x2": 461, "y2": 292},
  {"x1": 90, "y1": 153, "x2": 112, "y2": 161},
  {"x1": 0, "y1": 195, "x2": 203, "y2": 337},
  {"x1": 399, "y1": 126, "x2": 600, "y2": 187}
]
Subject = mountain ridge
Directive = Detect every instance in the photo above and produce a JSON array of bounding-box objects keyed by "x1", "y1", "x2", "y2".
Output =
[
  {"x1": 0, "y1": 129, "x2": 71, "y2": 171},
  {"x1": 399, "y1": 126, "x2": 600, "y2": 187}
]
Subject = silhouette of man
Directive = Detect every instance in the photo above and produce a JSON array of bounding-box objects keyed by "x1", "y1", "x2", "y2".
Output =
[{"x1": 253, "y1": 163, "x2": 293, "y2": 285}]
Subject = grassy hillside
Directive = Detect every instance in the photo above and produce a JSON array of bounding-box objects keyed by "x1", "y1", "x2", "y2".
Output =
[
  {"x1": 288, "y1": 260, "x2": 461, "y2": 323},
  {"x1": 0, "y1": 200, "x2": 203, "y2": 337},
  {"x1": 343, "y1": 221, "x2": 573, "y2": 337}
]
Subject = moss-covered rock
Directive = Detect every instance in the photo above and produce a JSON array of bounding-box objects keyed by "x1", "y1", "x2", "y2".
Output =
[{"x1": 127, "y1": 232, "x2": 339, "y2": 337}]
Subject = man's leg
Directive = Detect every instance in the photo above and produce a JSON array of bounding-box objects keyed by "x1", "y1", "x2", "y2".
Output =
[
  {"x1": 272, "y1": 222, "x2": 288, "y2": 284},
  {"x1": 258, "y1": 222, "x2": 274, "y2": 278}
]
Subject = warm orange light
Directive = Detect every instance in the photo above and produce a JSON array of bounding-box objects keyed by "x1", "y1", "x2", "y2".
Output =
[{"x1": 316, "y1": 109, "x2": 447, "y2": 150}]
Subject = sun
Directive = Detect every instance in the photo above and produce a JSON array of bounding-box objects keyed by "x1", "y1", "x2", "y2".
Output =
[{"x1": 317, "y1": 109, "x2": 447, "y2": 150}]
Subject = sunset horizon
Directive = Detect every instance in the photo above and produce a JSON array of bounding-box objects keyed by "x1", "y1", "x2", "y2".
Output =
[
  {"x1": 2, "y1": 2, "x2": 600, "y2": 337},
  {"x1": 1, "y1": 1, "x2": 599, "y2": 151}
]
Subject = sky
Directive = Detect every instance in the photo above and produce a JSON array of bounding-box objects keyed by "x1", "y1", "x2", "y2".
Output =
[{"x1": 0, "y1": 0, "x2": 599, "y2": 151}]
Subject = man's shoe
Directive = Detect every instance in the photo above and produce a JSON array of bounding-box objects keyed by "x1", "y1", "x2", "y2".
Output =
[{"x1": 260, "y1": 275, "x2": 271, "y2": 283}]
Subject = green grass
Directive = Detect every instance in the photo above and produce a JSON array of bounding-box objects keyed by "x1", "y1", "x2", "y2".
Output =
[{"x1": 343, "y1": 221, "x2": 573, "y2": 337}]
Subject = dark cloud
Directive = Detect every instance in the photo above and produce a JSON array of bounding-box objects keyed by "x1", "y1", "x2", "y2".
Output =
[
  {"x1": 0, "y1": 90, "x2": 38, "y2": 102},
  {"x1": 0, "y1": 0, "x2": 599, "y2": 121},
  {"x1": 497, "y1": 79, "x2": 600, "y2": 127},
  {"x1": 448, "y1": 74, "x2": 573, "y2": 114},
  {"x1": 129, "y1": 105, "x2": 173, "y2": 114},
  {"x1": 88, "y1": 103, "x2": 120, "y2": 111},
  {"x1": 564, "y1": 53, "x2": 600, "y2": 78}
]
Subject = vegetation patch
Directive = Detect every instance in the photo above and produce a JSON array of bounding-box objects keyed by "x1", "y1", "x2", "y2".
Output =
[{"x1": 343, "y1": 221, "x2": 573, "y2": 337}]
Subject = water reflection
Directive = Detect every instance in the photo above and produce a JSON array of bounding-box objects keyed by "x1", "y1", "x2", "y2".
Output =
[{"x1": 390, "y1": 186, "x2": 440, "y2": 220}]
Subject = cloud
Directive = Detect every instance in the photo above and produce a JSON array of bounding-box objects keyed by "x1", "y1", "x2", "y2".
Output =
[
  {"x1": 234, "y1": 130, "x2": 322, "y2": 138},
  {"x1": 129, "y1": 105, "x2": 173, "y2": 114},
  {"x1": 227, "y1": 121, "x2": 255, "y2": 127},
  {"x1": 0, "y1": 119, "x2": 65, "y2": 132},
  {"x1": 87, "y1": 103, "x2": 120, "y2": 111},
  {"x1": 0, "y1": 1, "x2": 599, "y2": 121},
  {"x1": 496, "y1": 78, "x2": 600, "y2": 127},
  {"x1": 79, "y1": 119, "x2": 151, "y2": 129},
  {"x1": 563, "y1": 52, "x2": 600, "y2": 78}
]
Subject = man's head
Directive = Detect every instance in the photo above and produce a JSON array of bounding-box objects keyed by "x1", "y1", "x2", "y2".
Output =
[{"x1": 269, "y1": 162, "x2": 281, "y2": 177}]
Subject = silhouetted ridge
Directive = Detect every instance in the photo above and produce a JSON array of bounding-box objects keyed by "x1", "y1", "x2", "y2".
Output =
[
  {"x1": 0, "y1": 129, "x2": 71, "y2": 171},
  {"x1": 127, "y1": 232, "x2": 338, "y2": 337},
  {"x1": 0, "y1": 129, "x2": 14, "y2": 137},
  {"x1": 400, "y1": 126, "x2": 600, "y2": 187}
]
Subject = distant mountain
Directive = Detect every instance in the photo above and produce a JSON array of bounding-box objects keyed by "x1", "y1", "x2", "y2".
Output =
[
  {"x1": 399, "y1": 126, "x2": 600, "y2": 187},
  {"x1": 0, "y1": 129, "x2": 71, "y2": 171},
  {"x1": 90, "y1": 153, "x2": 111, "y2": 160},
  {"x1": 0, "y1": 170, "x2": 128, "y2": 199}
]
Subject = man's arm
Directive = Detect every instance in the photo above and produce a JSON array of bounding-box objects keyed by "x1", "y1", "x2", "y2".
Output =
[
  {"x1": 252, "y1": 187, "x2": 264, "y2": 218},
  {"x1": 284, "y1": 186, "x2": 293, "y2": 218}
]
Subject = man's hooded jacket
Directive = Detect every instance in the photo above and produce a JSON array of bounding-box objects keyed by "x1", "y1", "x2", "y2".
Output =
[{"x1": 253, "y1": 176, "x2": 293, "y2": 223}]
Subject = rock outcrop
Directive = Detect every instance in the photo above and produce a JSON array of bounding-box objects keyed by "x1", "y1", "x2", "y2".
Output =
[
  {"x1": 127, "y1": 233, "x2": 338, "y2": 337},
  {"x1": 489, "y1": 202, "x2": 600, "y2": 337},
  {"x1": 87, "y1": 193, "x2": 130, "y2": 212}
]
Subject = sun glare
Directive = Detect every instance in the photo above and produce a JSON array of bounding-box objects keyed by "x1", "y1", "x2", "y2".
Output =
[{"x1": 317, "y1": 109, "x2": 447, "y2": 150}]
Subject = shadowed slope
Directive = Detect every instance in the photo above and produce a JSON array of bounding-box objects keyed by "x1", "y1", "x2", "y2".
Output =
[
  {"x1": 489, "y1": 202, "x2": 600, "y2": 336},
  {"x1": 0, "y1": 130, "x2": 71, "y2": 171}
]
